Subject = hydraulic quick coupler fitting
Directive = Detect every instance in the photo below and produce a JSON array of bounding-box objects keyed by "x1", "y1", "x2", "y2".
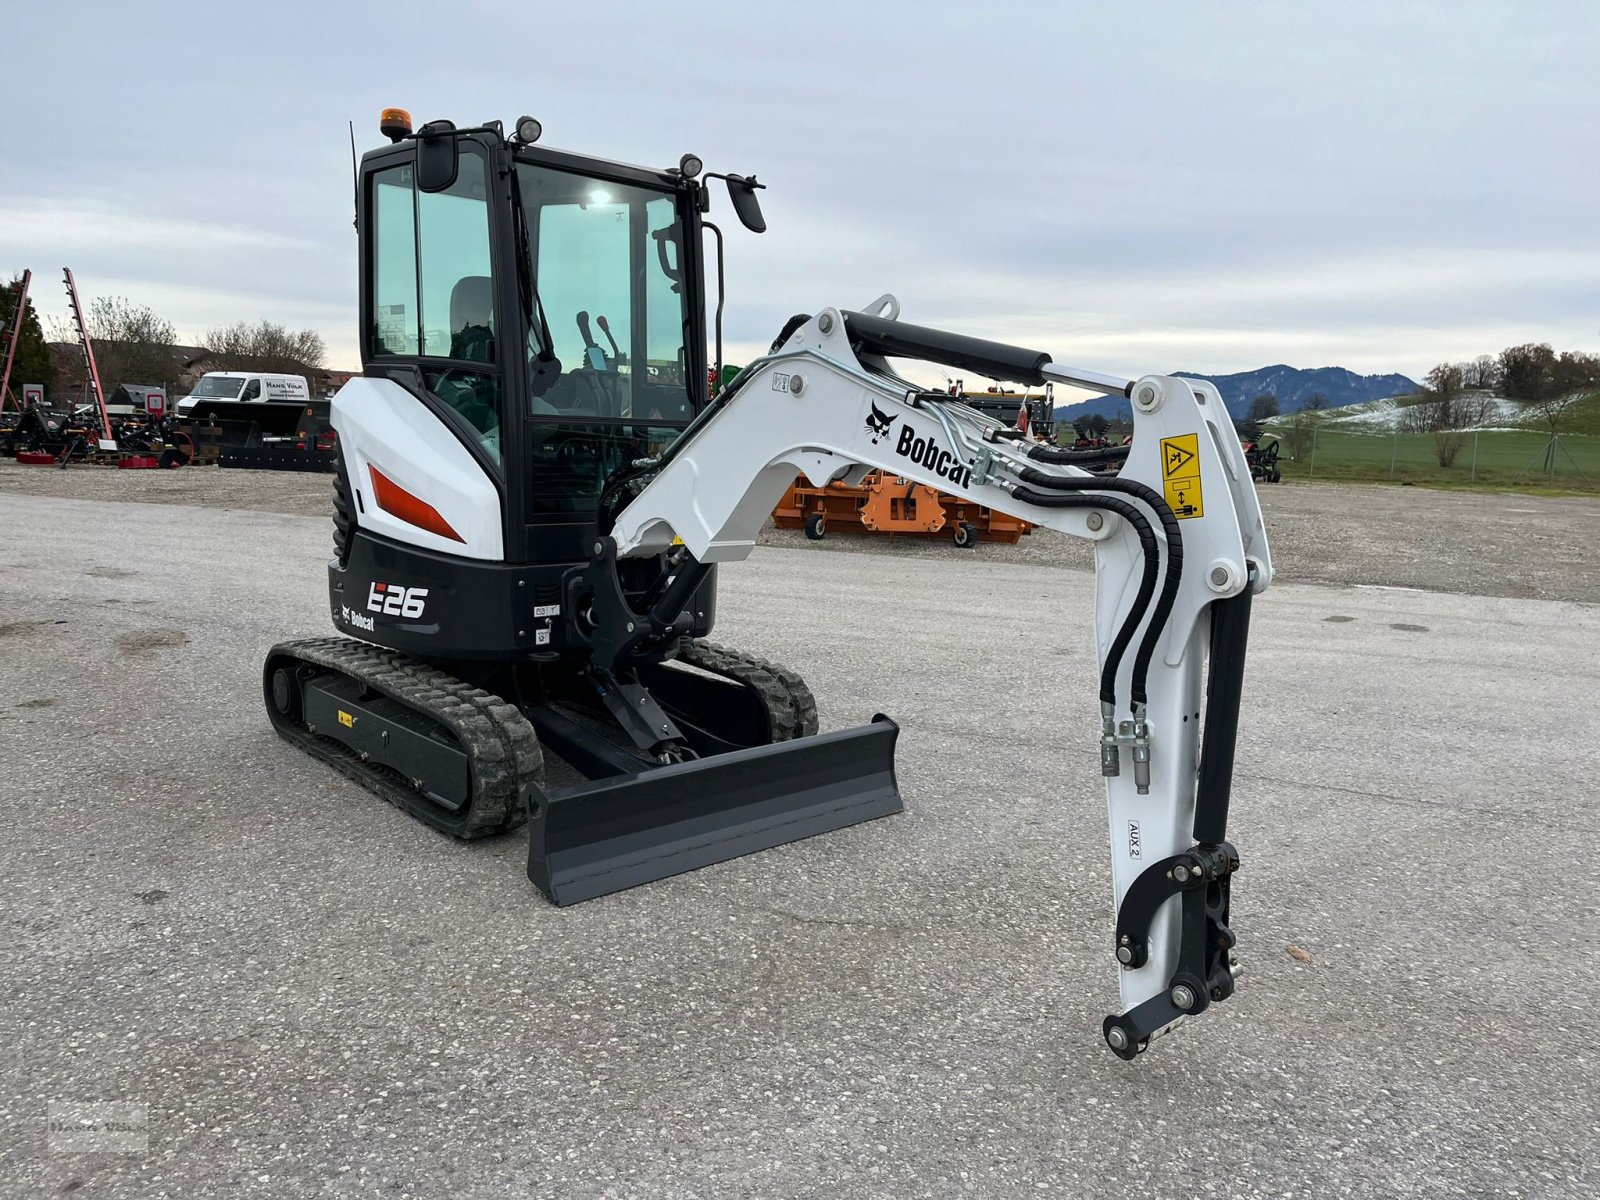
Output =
[
  {"x1": 1100, "y1": 705, "x2": 1120, "y2": 777},
  {"x1": 1131, "y1": 739, "x2": 1151, "y2": 793},
  {"x1": 1101, "y1": 741, "x2": 1121, "y2": 777},
  {"x1": 1131, "y1": 708, "x2": 1151, "y2": 794}
]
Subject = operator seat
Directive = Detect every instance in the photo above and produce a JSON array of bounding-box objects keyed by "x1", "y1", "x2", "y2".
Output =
[
  {"x1": 443, "y1": 276, "x2": 498, "y2": 441},
  {"x1": 449, "y1": 276, "x2": 495, "y2": 363}
]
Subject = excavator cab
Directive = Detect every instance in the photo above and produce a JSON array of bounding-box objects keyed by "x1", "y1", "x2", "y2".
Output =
[
  {"x1": 265, "y1": 112, "x2": 902, "y2": 905},
  {"x1": 361, "y1": 118, "x2": 708, "y2": 554},
  {"x1": 348, "y1": 114, "x2": 776, "y2": 583}
]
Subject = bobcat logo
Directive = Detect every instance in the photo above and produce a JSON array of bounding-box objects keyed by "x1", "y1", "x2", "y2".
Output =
[{"x1": 864, "y1": 401, "x2": 898, "y2": 444}]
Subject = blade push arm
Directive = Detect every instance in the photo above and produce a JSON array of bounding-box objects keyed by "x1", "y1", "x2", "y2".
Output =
[{"x1": 602, "y1": 301, "x2": 1273, "y2": 1057}]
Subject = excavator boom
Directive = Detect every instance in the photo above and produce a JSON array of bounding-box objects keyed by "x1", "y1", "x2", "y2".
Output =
[{"x1": 595, "y1": 298, "x2": 1272, "y2": 1057}]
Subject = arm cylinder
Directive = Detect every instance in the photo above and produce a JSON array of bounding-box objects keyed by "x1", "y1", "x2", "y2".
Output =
[{"x1": 1193, "y1": 585, "x2": 1254, "y2": 844}]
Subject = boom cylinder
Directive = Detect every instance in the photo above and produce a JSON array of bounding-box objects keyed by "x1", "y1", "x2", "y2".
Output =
[{"x1": 1040, "y1": 363, "x2": 1133, "y2": 397}]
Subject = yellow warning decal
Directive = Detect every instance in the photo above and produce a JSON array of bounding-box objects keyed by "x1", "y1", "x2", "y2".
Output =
[
  {"x1": 1160, "y1": 433, "x2": 1204, "y2": 520},
  {"x1": 338, "y1": 710, "x2": 356, "y2": 728}
]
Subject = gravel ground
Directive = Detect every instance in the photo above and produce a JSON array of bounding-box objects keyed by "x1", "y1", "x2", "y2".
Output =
[
  {"x1": 0, "y1": 459, "x2": 336, "y2": 518},
  {"x1": 1, "y1": 490, "x2": 1598, "y2": 1198},
  {"x1": 760, "y1": 483, "x2": 1600, "y2": 603},
  {"x1": 4, "y1": 460, "x2": 1594, "y2": 602}
]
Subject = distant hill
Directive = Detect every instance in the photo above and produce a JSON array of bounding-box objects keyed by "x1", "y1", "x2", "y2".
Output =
[{"x1": 1055, "y1": 364, "x2": 1420, "y2": 424}]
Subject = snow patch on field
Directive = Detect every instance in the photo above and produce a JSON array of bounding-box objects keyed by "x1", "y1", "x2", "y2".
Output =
[{"x1": 1270, "y1": 392, "x2": 1527, "y2": 433}]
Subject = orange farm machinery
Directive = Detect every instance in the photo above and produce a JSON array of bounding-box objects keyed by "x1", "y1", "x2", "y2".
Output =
[{"x1": 773, "y1": 470, "x2": 1033, "y2": 547}]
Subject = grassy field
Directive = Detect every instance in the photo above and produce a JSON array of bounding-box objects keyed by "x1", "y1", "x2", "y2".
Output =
[
  {"x1": 1266, "y1": 427, "x2": 1599, "y2": 489},
  {"x1": 1259, "y1": 391, "x2": 1600, "y2": 491}
]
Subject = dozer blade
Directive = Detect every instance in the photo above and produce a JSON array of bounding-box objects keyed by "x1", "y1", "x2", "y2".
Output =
[{"x1": 527, "y1": 716, "x2": 901, "y2": 905}]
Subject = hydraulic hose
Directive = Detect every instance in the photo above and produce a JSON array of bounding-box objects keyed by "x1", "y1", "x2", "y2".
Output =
[
  {"x1": 596, "y1": 461, "x2": 658, "y2": 536},
  {"x1": 1013, "y1": 468, "x2": 1185, "y2": 708},
  {"x1": 1027, "y1": 443, "x2": 1131, "y2": 468},
  {"x1": 1007, "y1": 489, "x2": 1160, "y2": 710}
]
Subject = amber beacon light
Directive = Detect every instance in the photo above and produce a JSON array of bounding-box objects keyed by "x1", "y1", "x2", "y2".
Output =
[{"x1": 379, "y1": 108, "x2": 413, "y2": 142}]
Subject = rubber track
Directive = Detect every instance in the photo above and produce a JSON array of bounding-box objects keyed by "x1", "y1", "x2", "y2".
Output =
[
  {"x1": 265, "y1": 637, "x2": 544, "y2": 839},
  {"x1": 675, "y1": 640, "x2": 820, "y2": 741}
]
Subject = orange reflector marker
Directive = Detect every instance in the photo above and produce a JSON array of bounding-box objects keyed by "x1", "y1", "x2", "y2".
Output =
[
  {"x1": 380, "y1": 108, "x2": 413, "y2": 142},
  {"x1": 368, "y1": 464, "x2": 464, "y2": 542}
]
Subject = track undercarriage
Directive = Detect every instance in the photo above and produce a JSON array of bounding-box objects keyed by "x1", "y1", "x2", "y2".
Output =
[{"x1": 263, "y1": 635, "x2": 897, "y2": 904}]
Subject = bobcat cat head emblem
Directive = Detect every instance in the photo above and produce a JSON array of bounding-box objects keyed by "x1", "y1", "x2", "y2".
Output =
[{"x1": 865, "y1": 401, "x2": 897, "y2": 444}]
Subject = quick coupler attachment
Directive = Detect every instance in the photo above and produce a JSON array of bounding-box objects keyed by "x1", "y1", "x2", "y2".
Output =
[
  {"x1": 1099, "y1": 706, "x2": 1151, "y2": 792},
  {"x1": 1100, "y1": 706, "x2": 1120, "y2": 778},
  {"x1": 1104, "y1": 841, "x2": 1240, "y2": 1060},
  {"x1": 525, "y1": 716, "x2": 902, "y2": 905},
  {"x1": 1130, "y1": 714, "x2": 1151, "y2": 795}
]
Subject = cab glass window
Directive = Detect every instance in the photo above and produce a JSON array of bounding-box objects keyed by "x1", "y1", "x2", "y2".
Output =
[
  {"x1": 424, "y1": 369, "x2": 503, "y2": 462},
  {"x1": 516, "y1": 163, "x2": 695, "y2": 425},
  {"x1": 371, "y1": 164, "x2": 419, "y2": 355},
  {"x1": 368, "y1": 145, "x2": 502, "y2": 463},
  {"x1": 527, "y1": 423, "x2": 686, "y2": 513},
  {"x1": 419, "y1": 147, "x2": 495, "y2": 362}
]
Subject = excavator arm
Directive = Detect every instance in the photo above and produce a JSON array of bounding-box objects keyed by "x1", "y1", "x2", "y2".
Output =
[{"x1": 596, "y1": 298, "x2": 1273, "y2": 1058}]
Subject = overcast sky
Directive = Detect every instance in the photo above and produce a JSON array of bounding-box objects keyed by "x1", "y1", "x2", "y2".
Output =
[{"x1": 4, "y1": 1, "x2": 1596, "y2": 388}]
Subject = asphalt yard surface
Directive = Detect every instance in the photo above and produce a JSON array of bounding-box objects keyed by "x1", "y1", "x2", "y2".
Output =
[{"x1": 1, "y1": 485, "x2": 1597, "y2": 1198}]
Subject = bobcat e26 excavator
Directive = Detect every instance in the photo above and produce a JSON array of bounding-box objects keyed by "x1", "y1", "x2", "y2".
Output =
[{"x1": 264, "y1": 110, "x2": 1272, "y2": 1058}]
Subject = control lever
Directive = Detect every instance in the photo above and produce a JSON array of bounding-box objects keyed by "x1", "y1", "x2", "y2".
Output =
[
  {"x1": 595, "y1": 314, "x2": 623, "y2": 365},
  {"x1": 576, "y1": 311, "x2": 606, "y2": 370}
]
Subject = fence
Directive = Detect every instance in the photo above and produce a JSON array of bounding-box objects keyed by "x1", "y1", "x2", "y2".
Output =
[{"x1": 1266, "y1": 426, "x2": 1600, "y2": 491}]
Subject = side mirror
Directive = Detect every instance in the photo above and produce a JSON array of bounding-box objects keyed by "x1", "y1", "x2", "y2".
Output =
[
  {"x1": 723, "y1": 174, "x2": 767, "y2": 234},
  {"x1": 416, "y1": 120, "x2": 460, "y2": 193}
]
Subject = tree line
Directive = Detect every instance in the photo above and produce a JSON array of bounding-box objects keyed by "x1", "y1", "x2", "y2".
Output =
[
  {"x1": 1, "y1": 275, "x2": 51, "y2": 401},
  {"x1": 1402, "y1": 344, "x2": 1599, "y2": 465},
  {"x1": 3, "y1": 276, "x2": 326, "y2": 405}
]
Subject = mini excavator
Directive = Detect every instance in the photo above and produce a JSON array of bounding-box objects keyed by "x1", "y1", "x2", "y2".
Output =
[{"x1": 265, "y1": 111, "x2": 1272, "y2": 1058}]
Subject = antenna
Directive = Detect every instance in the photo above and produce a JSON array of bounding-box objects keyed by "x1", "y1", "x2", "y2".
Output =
[{"x1": 349, "y1": 121, "x2": 359, "y2": 228}]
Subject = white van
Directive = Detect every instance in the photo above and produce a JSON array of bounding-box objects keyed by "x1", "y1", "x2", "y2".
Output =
[{"x1": 176, "y1": 372, "x2": 311, "y2": 418}]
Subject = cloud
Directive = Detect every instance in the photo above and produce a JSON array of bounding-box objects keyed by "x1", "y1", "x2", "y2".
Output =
[
  {"x1": 2, "y1": 0, "x2": 1595, "y2": 380},
  {"x1": 0, "y1": 203, "x2": 349, "y2": 353},
  {"x1": 0, "y1": 206, "x2": 310, "y2": 257}
]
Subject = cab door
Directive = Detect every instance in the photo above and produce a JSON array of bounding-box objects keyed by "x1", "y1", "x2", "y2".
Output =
[{"x1": 362, "y1": 141, "x2": 507, "y2": 481}]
